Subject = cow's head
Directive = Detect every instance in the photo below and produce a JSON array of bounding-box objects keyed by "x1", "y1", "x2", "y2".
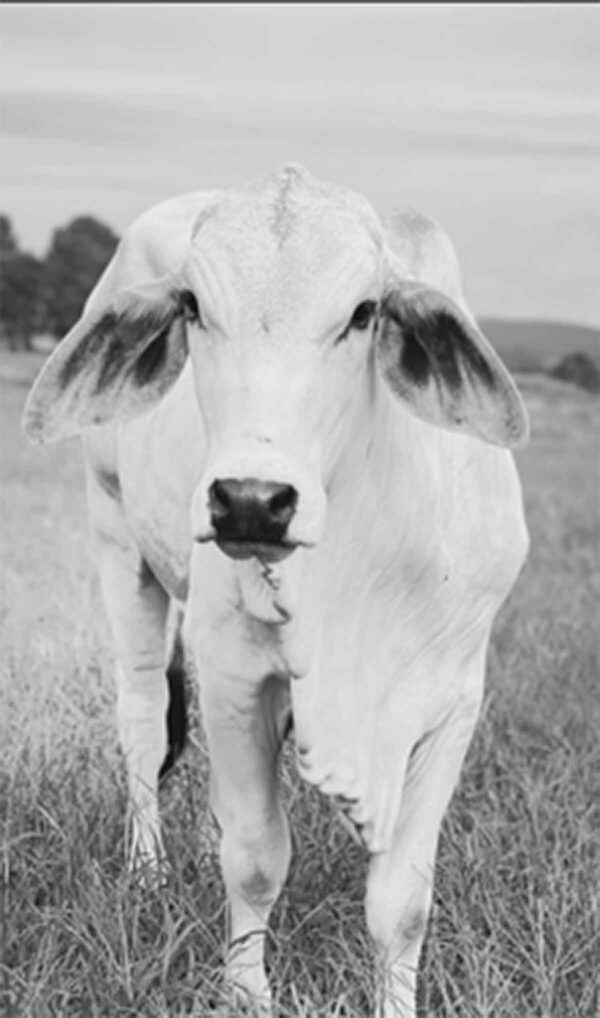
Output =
[{"x1": 23, "y1": 165, "x2": 528, "y2": 562}]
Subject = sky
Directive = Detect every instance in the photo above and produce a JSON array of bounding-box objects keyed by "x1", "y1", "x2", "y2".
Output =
[{"x1": 1, "y1": 4, "x2": 599, "y2": 326}]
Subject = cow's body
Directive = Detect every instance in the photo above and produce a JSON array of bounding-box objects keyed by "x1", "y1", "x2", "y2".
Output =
[
  {"x1": 86, "y1": 353, "x2": 525, "y2": 848},
  {"x1": 24, "y1": 166, "x2": 529, "y2": 1016}
]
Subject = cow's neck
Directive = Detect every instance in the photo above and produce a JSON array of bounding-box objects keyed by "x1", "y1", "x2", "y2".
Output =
[
  {"x1": 325, "y1": 364, "x2": 445, "y2": 557},
  {"x1": 234, "y1": 369, "x2": 446, "y2": 681}
]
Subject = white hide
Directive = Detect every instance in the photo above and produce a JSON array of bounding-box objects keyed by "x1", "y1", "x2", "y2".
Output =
[{"x1": 26, "y1": 165, "x2": 529, "y2": 1018}]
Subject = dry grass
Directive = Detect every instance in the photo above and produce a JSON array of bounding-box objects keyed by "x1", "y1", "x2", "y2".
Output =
[{"x1": 1, "y1": 354, "x2": 598, "y2": 1017}]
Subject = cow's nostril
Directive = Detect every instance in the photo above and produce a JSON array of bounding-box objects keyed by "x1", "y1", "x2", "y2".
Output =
[
  {"x1": 209, "y1": 480, "x2": 233, "y2": 519},
  {"x1": 208, "y1": 478, "x2": 299, "y2": 544},
  {"x1": 267, "y1": 485, "x2": 298, "y2": 519}
]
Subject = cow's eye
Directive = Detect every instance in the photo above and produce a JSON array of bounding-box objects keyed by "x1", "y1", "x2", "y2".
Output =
[
  {"x1": 180, "y1": 290, "x2": 203, "y2": 327},
  {"x1": 335, "y1": 300, "x2": 377, "y2": 345},
  {"x1": 349, "y1": 300, "x2": 376, "y2": 331}
]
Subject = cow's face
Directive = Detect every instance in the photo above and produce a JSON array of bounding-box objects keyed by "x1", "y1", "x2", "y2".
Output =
[
  {"x1": 183, "y1": 180, "x2": 383, "y2": 560},
  {"x1": 22, "y1": 165, "x2": 529, "y2": 564}
]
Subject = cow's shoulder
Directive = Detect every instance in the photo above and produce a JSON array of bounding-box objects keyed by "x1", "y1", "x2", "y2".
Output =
[
  {"x1": 432, "y1": 436, "x2": 529, "y2": 599},
  {"x1": 368, "y1": 416, "x2": 529, "y2": 611}
]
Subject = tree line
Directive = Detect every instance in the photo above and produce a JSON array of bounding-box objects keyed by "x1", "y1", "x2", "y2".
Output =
[{"x1": 0, "y1": 213, "x2": 119, "y2": 350}]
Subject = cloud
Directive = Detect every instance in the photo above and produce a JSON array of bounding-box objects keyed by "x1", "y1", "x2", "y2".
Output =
[
  {"x1": 3, "y1": 83, "x2": 598, "y2": 165},
  {"x1": 1, "y1": 5, "x2": 598, "y2": 324}
]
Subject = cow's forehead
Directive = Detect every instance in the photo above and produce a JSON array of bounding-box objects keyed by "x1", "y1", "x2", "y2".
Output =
[{"x1": 188, "y1": 164, "x2": 384, "y2": 296}]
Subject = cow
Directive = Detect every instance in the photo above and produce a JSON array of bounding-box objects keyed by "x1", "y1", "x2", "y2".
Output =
[{"x1": 22, "y1": 164, "x2": 529, "y2": 1017}]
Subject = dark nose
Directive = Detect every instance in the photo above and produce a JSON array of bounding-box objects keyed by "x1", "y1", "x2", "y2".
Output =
[{"x1": 208, "y1": 478, "x2": 298, "y2": 544}]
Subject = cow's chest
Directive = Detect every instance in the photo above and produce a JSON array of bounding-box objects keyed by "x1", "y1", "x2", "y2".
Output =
[
  {"x1": 186, "y1": 542, "x2": 493, "y2": 853},
  {"x1": 288, "y1": 574, "x2": 492, "y2": 852}
]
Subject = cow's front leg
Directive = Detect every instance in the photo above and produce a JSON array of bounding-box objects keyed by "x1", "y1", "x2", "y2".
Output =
[
  {"x1": 94, "y1": 534, "x2": 170, "y2": 875},
  {"x1": 365, "y1": 688, "x2": 483, "y2": 1018},
  {"x1": 201, "y1": 663, "x2": 291, "y2": 1014}
]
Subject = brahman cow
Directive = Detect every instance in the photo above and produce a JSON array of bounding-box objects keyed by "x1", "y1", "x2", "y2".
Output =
[{"x1": 23, "y1": 164, "x2": 529, "y2": 1017}]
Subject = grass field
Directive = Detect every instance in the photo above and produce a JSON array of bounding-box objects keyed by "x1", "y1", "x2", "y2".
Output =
[{"x1": 1, "y1": 352, "x2": 598, "y2": 1017}]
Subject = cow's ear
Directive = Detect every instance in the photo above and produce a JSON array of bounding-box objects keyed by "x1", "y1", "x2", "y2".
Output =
[
  {"x1": 377, "y1": 281, "x2": 529, "y2": 448},
  {"x1": 22, "y1": 282, "x2": 191, "y2": 444}
]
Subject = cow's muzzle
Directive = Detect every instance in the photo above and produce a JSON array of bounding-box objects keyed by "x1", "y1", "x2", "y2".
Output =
[{"x1": 208, "y1": 478, "x2": 299, "y2": 561}]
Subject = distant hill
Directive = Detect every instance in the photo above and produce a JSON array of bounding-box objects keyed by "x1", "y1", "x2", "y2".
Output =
[{"x1": 479, "y1": 318, "x2": 599, "y2": 373}]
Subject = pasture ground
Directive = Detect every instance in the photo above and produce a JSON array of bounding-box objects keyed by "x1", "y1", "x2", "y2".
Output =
[{"x1": 1, "y1": 352, "x2": 598, "y2": 1017}]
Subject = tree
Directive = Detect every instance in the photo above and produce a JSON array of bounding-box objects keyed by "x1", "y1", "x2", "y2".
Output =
[
  {"x1": 0, "y1": 254, "x2": 44, "y2": 349},
  {"x1": 0, "y1": 214, "x2": 18, "y2": 258},
  {"x1": 549, "y1": 352, "x2": 600, "y2": 394},
  {"x1": 0, "y1": 215, "x2": 43, "y2": 350},
  {"x1": 41, "y1": 216, "x2": 119, "y2": 338}
]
